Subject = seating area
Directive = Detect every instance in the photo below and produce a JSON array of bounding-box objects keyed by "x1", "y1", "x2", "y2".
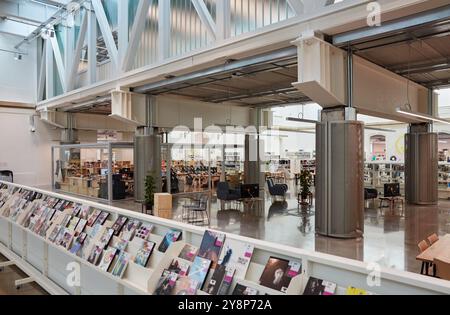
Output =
[
  {"x1": 417, "y1": 233, "x2": 450, "y2": 280},
  {"x1": 267, "y1": 178, "x2": 288, "y2": 201}
]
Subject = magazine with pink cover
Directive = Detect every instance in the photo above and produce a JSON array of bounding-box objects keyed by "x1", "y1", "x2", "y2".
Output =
[
  {"x1": 218, "y1": 239, "x2": 254, "y2": 280},
  {"x1": 178, "y1": 244, "x2": 198, "y2": 262},
  {"x1": 86, "y1": 209, "x2": 101, "y2": 227},
  {"x1": 94, "y1": 211, "x2": 109, "y2": 226},
  {"x1": 111, "y1": 216, "x2": 128, "y2": 236},
  {"x1": 78, "y1": 205, "x2": 90, "y2": 220},
  {"x1": 121, "y1": 219, "x2": 141, "y2": 241},
  {"x1": 74, "y1": 219, "x2": 87, "y2": 235},
  {"x1": 135, "y1": 223, "x2": 154, "y2": 240}
]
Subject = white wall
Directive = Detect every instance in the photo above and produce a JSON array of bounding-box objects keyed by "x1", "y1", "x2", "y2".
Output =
[
  {"x1": 0, "y1": 108, "x2": 60, "y2": 186},
  {"x1": 0, "y1": 33, "x2": 37, "y2": 104}
]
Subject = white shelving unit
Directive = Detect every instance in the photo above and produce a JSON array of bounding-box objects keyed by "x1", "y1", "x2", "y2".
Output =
[{"x1": 1, "y1": 180, "x2": 449, "y2": 295}]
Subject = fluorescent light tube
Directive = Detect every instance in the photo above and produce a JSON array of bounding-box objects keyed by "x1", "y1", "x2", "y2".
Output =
[{"x1": 396, "y1": 108, "x2": 450, "y2": 125}]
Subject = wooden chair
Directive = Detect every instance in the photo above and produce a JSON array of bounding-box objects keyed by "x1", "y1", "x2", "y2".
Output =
[
  {"x1": 434, "y1": 257, "x2": 450, "y2": 280},
  {"x1": 427, "y1": 233, "x2": 439, "y2": 245},
  {"x1": 418, "y1": 240, "x2": 431, "y2": 275}
]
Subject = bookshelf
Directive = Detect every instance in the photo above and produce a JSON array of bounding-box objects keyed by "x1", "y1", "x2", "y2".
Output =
[{"x1": 1, "y1": 180, "x2": 449, "y2": 295}]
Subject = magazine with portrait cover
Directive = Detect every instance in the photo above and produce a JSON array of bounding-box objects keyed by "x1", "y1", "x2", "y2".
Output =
[
  {"x1": 69, "y1": 232, "x2": 88, "y2": 255},
  {"x1": 98, "y1": 247, "x2": 118, "y2": 272},
  {"x1": 173, "y1": 276, "x2": 200, "y2": 296},
  {"x1": 70, "y1": 204, "x2": 82, "y2": 217},
  {"x1": 218, "y1": 239, "x2": 254, "y2": 280},
  {"x1": 154, "y1": 270, "x2": 178, "y2": 296},
  {"x1": 94, "y1": 211, "x2": 109, "y2": 226},
  {"x1": 178, "y1": 244, "x2": 199, "y2": 262},
  {"x1": 188, "y1": 256, "x2": 212, "y2": 290},
  {"x1": 98, "y1": 228, "x2": 115, "y2": 249},
  {"x1": 259, "y1": 256, "x2": 302, "y2": 293},
  {"x1": 134, "y1": 240, "x2": 156, "y2": 267},
  {"x1": 168, "y1": 258, "x2": 191, "y2": 276},
  {"x1": 198, "y1": 230, "x2": 226, "y2": 267},
  {"x1": 54, "y1": 227, "x2": 67, "y2": 246},
  {"x1": 86, "y1": 209, "x2": 101, "y2": 227},
  {"x1": 121, "y1": 219, "x2": 141, "y2": 241},
  {"x1": 303, "y1": 277, "x2": 337, "y2": 296},
  {"x1": 111, "y1": 251, "x2": 130, "y2": 278},
  {"x1": 78, "y1": 205, "x2": 90, "y2": 220},
  {"x1": 112, "y1": 216, "x2": 128, "y2": 236},
  {"x1": 48, "y1": 225, "x2": 63, "y2": 243},
  {"x1": 232, "y1": 283, "x2": 259, "y2": 296},
  {"x1": 134, "y1": 222, "x2": 154, "y2": 241},
  {"x1": 87, "y1": 245, "x2": 103, "y2": 265},
  {"x1": 158, "y1": 230, "x2": 182, "y2": 253},
  {"x1": 60, "y1": 229, "x2": 75, "y2": 249}
]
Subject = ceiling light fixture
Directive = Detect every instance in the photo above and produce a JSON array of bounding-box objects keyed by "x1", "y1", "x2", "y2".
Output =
[
  {"x1": 364, "y1": 126, "x2": 396, "y2": 133},
  {"x1": 396, "y1": 107, "x2": 450, "y2": 125},
  {"x1": 286, "y1": 117, "x2": 319, "y2": 124}
]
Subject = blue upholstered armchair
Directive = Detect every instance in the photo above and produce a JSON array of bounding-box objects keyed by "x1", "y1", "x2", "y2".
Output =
[
  {"x1": 217, "y1": 182, "x2": 241, "y2": 210},
  {"x1": 267, "y1": 178, "x2": 288, "y2": 200}
]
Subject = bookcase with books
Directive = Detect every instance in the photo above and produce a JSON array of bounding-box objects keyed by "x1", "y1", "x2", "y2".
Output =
[{"x1": 0, "y1": 180, "x2": 449, "y2": 296}]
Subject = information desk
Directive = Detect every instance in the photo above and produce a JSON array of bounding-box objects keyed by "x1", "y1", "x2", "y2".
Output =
[{"x1": 1, "y1": 181, "x2": 450, "y2": 295}]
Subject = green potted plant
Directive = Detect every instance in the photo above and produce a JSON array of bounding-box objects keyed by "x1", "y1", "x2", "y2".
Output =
[
  {"x1": 144, "y1": 173, "x2": 156, "y2": 212},
  {"x1": 300, "y1": 170, "x2": 313, "y2": 205}
]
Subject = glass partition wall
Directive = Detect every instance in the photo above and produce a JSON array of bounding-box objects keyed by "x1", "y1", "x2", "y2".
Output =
[{"x1": 52, "y1": 143, "x2": 134, "y2": 202}]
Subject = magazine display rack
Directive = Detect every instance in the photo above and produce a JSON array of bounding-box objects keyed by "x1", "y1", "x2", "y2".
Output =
[{"x1": 0, "y1": 180, "x2": 450, "y2": 295}]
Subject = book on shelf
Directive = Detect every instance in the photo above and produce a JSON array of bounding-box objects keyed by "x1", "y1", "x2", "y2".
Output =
[
  {"x1": 215, "y1": 266, "x2": 236, "y2": 296},
  {"x1": 78, "y1": 205, "x2": 90, "y2": 220},
  {"x1": 178, "y1": 244, "x2": 198, "y2": 262},
  {"x1": 188, "y1": 256, "x2": 212, "y2": 291},
  {"x1": 98, "y1": 228, "x2": 115, "y2": 249},
  {"x1": 232, "y1": 283, "x2": 259, "y2": 296},
  {"x1": 121, "y1": 219, "x2": 141, "y2": 241},
  {"x1": 60, "y1": 229, "x2": 75, "y2": 250},
  {"x1": 49, "y1": 225, "x2": 63, "y2": 243},
  {"x1": 173, "y1": 276, "x2": 199, "y2": 296},
  {"x1": 134, "y1": 223, "x2": 154, "y2": 241},
  {"x1": 218, "y1": 239, "x2": 254, "y2": 280},
  {"x1": 303, "y1": 277, "x2": 337, "y2": 296},
  {"x1": 114, "y1": 239, "x2": 129, "y2": 252},
  {"x1": 111, "y1": 216, "x2": 128, "y2": 236},
  {"x1": 259, "y1": 256, "x2": 301, "y2": 293},
  {"x1": 69, "y1": 232, "x2": 88, "y2": 255},
  {"x1": 67, "y1": 216, "x2": 80, "y2": 231},
  {"x1": 154, "y1": 270, "x2": 178, "y2": 296},
  {"x1": 87, "y1": 245, "x2": 103, "y2": 266},
  {"x1": 111, "y1": 251, "x2": 130, "y2": 278},
  {"x1": 205, "y1": 264, "x2": 227, "y2": 295},
  {"x1": 198, "y1": 230, "x2": 226, "y2": 267},
  {"x1": 98, "y1": 247, "x2": 118, "y2": 272},
  {"x1": 134, "y1": 240, "x2": 156, "y2": 267},
  {"x1": 74, "y1": 218, "x2": 87, "y2": 236},
  {"x1": 158, "y1": 229, "x2": 182, "y2": 253},
  {"x1": 168, "y1": 258, "x2": 190, "y2": 276},
  {"x1": 87, "y1": 209, "x2": 101, "y2": 227},
  {"x1": 94, "y1": 211, "x2": 109, "y2": 226}
]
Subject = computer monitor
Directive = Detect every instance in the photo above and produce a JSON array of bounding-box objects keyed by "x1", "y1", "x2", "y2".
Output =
[
  {"x1": 384, "y1": 183, "x2": 400, "y2": 198},
  {"x1": 240, "y1": 184, "x2": 260, "y2": 198}
]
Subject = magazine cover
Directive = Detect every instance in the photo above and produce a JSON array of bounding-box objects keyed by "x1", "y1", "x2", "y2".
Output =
[
  {"x1": 112, "y1": 216, "x2": 128, "y2": 236},
  {"x1": 48, "y1": 225, "x2": 63, "y2": 243},
  {"x1": 135, "y1": 223, "x2": 154, "y2": 240},
  {"x1": 54, "y1": 227, "x2": 67, "y2": 246},
  {"x1": 94, "y1": 211, "x2": 109, "y2": 226},
  {"x1": 115, "y1": 239, "x2": 129, "y2": 252},
  {"x1": 111, "y1": 251, "x2": 130, "y2": 278},
  {"x1": 178, "y1": 244, "x2": 198, "y2": 262},
  {"x1": 216, "y1": 266, "x2": 236, "y2": 295},
  {"x1": 87, "y1": 245, "x2": 103, "y2": 265},
  {"x1": 173, "y1": 277, "x2": 199, "y2": 296},
  {"x1": 121, "y1": 219, "x2": 141, "y2": 241},
  {"x1": 168, "y1": 258, "x2": 191, "y2": 276},
  {"x1": 134, "y1": 241, "x2": 156, "y2": 267},
  {"x1": 69, "y1": 233, "x2": 88, "y2": 255},
  {"x1": 74, "y1": 218, "x2": 87, "y2": 235},
  {"x1": 303, "y1": 277, "x2": 337, "y2": 296},
  {"x1": 198, "y1": 230, "x2": 225, "y2": 266},
  {"x1": 60, "y1": 229, "x2": 75, "y2": 249},
  {"x1": 154, "y1": 270, "x2": 178, "y2": 296},
  {"x1": 67, "y1": 216, "x2": 80, "y2": 231},
  {"x1": 98, "y1": 228, "x2": 115, "y2": 249},
  {"x1": 259, "y1": 257, "x2": 301, "y2": 293},
  {"x1": 98, "y1": 247, "x2": 118, "y2": 272},
  {"x1": 204, "y1": 264, "x2": 226, "y2": 295},
  {"x1": 218, "y1": 239, "x2": 254, "y2": 279},
  {"x1": 188, "y1": 256, "x2": 212, "y2": 290},
  {"x1": 60, "y1": 214, "x2": 72, "y2": 228},
  {"x1": 158, "y1": 230, "x2": 182, "y2": 253},
  {"x1": 232, "y1": 284, "x2": 259, "y2": 296},
  {"x1": 86, "y1": 209, "x2": 101, "y2": 227},
  {"x1": 79, "y1": 205, "x2": 90, "y2": 220}
]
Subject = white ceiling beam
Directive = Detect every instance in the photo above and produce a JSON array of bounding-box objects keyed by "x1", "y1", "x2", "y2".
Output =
[
  {"x1": 122, "y1": 0, "x2": 152, "y2": 72},
  {"x1": 49, "y1": 28, "x2": 67, "y2": 93},
  {"x1": 0, "y1": 19, "x2": 36, "y2": 37},
  {"x1": 38, "y1": 44, "x2": 47, "y2": 102},
  {"x1": 91, "y1": 0, "x2": 119, "y2": 70},
  {"x1": 191, "y1": 0, "x2": 216, "y2": 39},
  {"x1": 45, "y1": 39, "x2": 54, "y2": 99},
  {"x1": 158, "y1": 0, "x2": 171, "y2": 61},
  {"x1": 67, "y1": 12, "x2": 88, "y2": 91},
  {"x1": 286, "y1": 0, "x2": 304, "y2": 15},
  {"x1": 216, "y1": 0, "x2": 231, "y2": 41},
  {"x1": 87, "y1": 3, "x2": 97, "y2": 85}
]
